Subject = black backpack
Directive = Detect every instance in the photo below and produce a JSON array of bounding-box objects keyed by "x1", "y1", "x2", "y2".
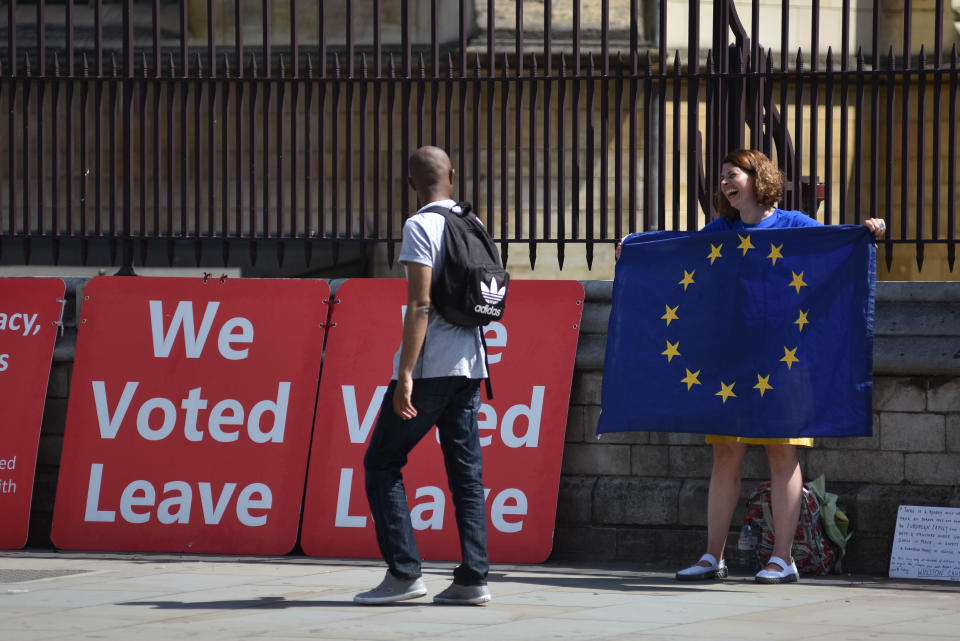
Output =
[{"x1": 423, "y1": 202, "x2": 510, "y2": 328}]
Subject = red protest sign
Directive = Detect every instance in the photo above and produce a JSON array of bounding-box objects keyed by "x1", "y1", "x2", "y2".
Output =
[
  {"x1": 0, "y1": 278, "x2": 65, "y2": 549},
  {"x1": 300, "y1": 279, "x2": 583, "y2": 563},
  {"x1": 51, "y1": 276, "x2": 328, "y2": 554}
]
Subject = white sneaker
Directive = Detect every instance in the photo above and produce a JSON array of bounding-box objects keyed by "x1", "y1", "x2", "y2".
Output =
[
  {"x1": 354, "y1": 571, "x2": 428, "y2": 605},
  {"x1": 433, "y1": 582, "x2": 491, "y2": 605}
]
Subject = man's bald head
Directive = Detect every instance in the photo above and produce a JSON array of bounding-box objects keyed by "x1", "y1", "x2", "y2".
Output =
[{"x1": 408, "y1": 146, "x2": 454, "y2": 198}]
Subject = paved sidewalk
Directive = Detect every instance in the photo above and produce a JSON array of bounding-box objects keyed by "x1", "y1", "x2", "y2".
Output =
[{"x1": 2, "y1": 550, "x2": 959, "y2": 640}]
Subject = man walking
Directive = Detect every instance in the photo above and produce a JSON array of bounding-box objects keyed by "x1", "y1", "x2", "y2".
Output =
[{"x1": 354, "y1": 146, "x2": 491, "y2": 606}]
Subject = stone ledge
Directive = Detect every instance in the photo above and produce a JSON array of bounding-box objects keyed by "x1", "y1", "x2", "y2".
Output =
[
  {"x1": 580, "y1": 279, "x2": 613, "y2": 302},
  {"x1": 876, "y1": 281, "x2": 960, "y2": 302}
]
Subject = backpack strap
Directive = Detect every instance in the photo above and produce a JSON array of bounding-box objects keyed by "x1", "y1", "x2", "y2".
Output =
[
  {"x1": 420, "y1": 201, "x2": 471, "y2": 218},
  {"x1": 480, "y1": 331, "x2": 493, "y2": 400}
]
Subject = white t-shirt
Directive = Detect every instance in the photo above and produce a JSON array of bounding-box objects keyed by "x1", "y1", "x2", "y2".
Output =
[{"x1": 392, "y1": 199, "x2": 487, "y2": 380}]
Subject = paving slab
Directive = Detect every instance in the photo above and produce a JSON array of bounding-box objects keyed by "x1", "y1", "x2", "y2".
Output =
[{"x1": 2, "y1": 550, "x2": 959, "y2": 641}]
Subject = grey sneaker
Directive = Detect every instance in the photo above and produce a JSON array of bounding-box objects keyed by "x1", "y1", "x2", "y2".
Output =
[
  {"x1": 353, "y1": 571, "x2": 427, "y2": 605},
  {"x1": 433, "y1": 582, "x2": 491, "y2": 605}
]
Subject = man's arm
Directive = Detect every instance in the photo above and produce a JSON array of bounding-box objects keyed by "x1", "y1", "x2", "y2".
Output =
[{"x1": 393, "y1": 262, "x2": 432, "y2": 419}]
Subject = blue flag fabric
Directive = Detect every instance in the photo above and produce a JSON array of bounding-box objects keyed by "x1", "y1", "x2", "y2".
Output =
[{"x1": 597, "y1": 226, "x2": 875, "y2": 438}]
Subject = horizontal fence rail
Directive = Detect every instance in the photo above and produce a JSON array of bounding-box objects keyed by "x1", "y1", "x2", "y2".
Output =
[{"x1": 1, "y1": 0, "x2": 958, "y2": 273}]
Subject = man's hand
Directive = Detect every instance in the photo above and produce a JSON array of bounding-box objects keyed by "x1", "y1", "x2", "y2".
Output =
[{"x1": 393, "y1": 372, "x2": 417, "y2": 419}]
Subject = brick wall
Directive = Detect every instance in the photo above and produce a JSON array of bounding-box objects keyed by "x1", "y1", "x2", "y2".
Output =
[{"x1": 26, "y1": 279, "x2": 960, "y2": 575}]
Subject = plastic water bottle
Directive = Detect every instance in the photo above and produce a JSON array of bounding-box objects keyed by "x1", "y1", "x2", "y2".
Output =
[{"x1": 737, "y1": 524, "x2": 758, "y2": 571}]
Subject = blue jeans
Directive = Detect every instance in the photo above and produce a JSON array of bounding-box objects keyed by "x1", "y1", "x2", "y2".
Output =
[{"x1": 363, "y1": 377, "x2": 489, "y2": 586}]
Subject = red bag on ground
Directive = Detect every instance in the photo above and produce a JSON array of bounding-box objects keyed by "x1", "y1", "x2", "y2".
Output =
[{"x1": 743, "y1": 481, "x2": 841, "y2": 576}]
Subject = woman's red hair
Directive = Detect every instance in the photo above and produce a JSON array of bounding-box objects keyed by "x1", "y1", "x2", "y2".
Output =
[{"x1": 714, "y1": 149, "x2": 785, "y2": 221}]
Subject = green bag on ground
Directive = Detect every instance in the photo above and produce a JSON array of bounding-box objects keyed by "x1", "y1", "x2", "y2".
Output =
[{"x1": 808, "y1": 474, "x2": 853, "y2": 553}]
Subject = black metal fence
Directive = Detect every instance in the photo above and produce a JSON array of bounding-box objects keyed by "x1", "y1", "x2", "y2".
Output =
[{"x1": 1, "y1": 0, "x2": 958, "y2": 273}]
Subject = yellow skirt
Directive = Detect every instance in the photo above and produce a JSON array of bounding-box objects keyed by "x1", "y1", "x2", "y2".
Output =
[{"x1": 705, "y1": 434, "x2": 814, "y2": 447}]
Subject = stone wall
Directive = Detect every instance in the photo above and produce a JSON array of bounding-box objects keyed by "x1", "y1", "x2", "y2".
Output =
[{"x1": 26, "y1": 279, "x2": 960, "y2": 576}]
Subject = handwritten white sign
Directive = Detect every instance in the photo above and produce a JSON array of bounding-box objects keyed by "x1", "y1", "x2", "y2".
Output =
[{"x1": 889, "y1": 505, "x2": 960, "y2": 581}]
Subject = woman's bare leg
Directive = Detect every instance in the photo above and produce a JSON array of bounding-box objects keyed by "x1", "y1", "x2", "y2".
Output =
[
  {"x1": 691, "y1": 442, "x2": 747, "y2": 567},
  {"x1": 764, "y1": 443, "x2": 802, "y2": 570}
]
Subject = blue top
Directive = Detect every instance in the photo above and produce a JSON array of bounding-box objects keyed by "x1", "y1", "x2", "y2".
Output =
[{"x1": 700, "y1": 208, "x2": 821, "y2": 232}]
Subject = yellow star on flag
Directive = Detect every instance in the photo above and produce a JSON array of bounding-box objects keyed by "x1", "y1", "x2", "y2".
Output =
[
  {"x1": 662, "y1": 340, "x2": 680, "y2": 363},
  {"x1": 681, "y1": 368, "x2": 701, "y2": 390},
  {"x1": 794, "y1": 309, "x2": 810, "y2": 332},
  {"x1": 707, "y1": 243, "x2": 723, "y2": 264},
  {"x1": 715, "y1": 381, "x2": 737, "y2": 404},
  {"x1": 789, "y1": 271, "x2": 808, "y2": 294},
  {"x1": 661, "y1": 304, "x2": 679, "y2": 326},
  {"x1": 767, "y1": 243, "x2": 784, "y2": 266},
  {"x1": 678, "y1": 269, "x2": 696, "y2": 291},
  {"x1": 754, "y1": 374, "x2": 774, "y2": 397},
  {"x1": 781, "y1": 346, "x2": 800, "y2": 370},
  {"x1": 737, "y1": 234, "x2": 755, "y2": 256}
]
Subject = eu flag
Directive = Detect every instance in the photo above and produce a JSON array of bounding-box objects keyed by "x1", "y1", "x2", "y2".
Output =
[{"x1": 597, "y1": 226, "x2": 875, "y2": 438}]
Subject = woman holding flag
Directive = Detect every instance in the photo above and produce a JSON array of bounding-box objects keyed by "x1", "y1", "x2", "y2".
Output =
[{"x1": 617, "y1": 149, "x2": 885, "y2": 584}]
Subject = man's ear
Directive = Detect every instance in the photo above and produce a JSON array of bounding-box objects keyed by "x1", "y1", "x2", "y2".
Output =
[
  {"x1": 408, "y1": 176, "x2": 417, "y2": 191},
  {"x1": 448, "y1": 168, "x2": 455, "y2": 185}
]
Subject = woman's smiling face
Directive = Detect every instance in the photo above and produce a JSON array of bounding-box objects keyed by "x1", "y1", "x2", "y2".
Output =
[{"x1": 719, "y1": 162, "x2": 757, "y2": 211}]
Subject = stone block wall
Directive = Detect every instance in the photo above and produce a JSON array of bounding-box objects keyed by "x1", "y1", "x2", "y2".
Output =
[{"x1": 25, "y1": 279, "x2": 960, "y2": 576}]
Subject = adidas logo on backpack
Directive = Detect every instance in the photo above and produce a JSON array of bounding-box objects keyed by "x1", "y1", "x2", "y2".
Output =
[
  {"x1": 480, "y1": 277, "x2": 506, "y2": 305},
  {"x1": 473, "y1": 303, "x2": 503, "y2": 317}
]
